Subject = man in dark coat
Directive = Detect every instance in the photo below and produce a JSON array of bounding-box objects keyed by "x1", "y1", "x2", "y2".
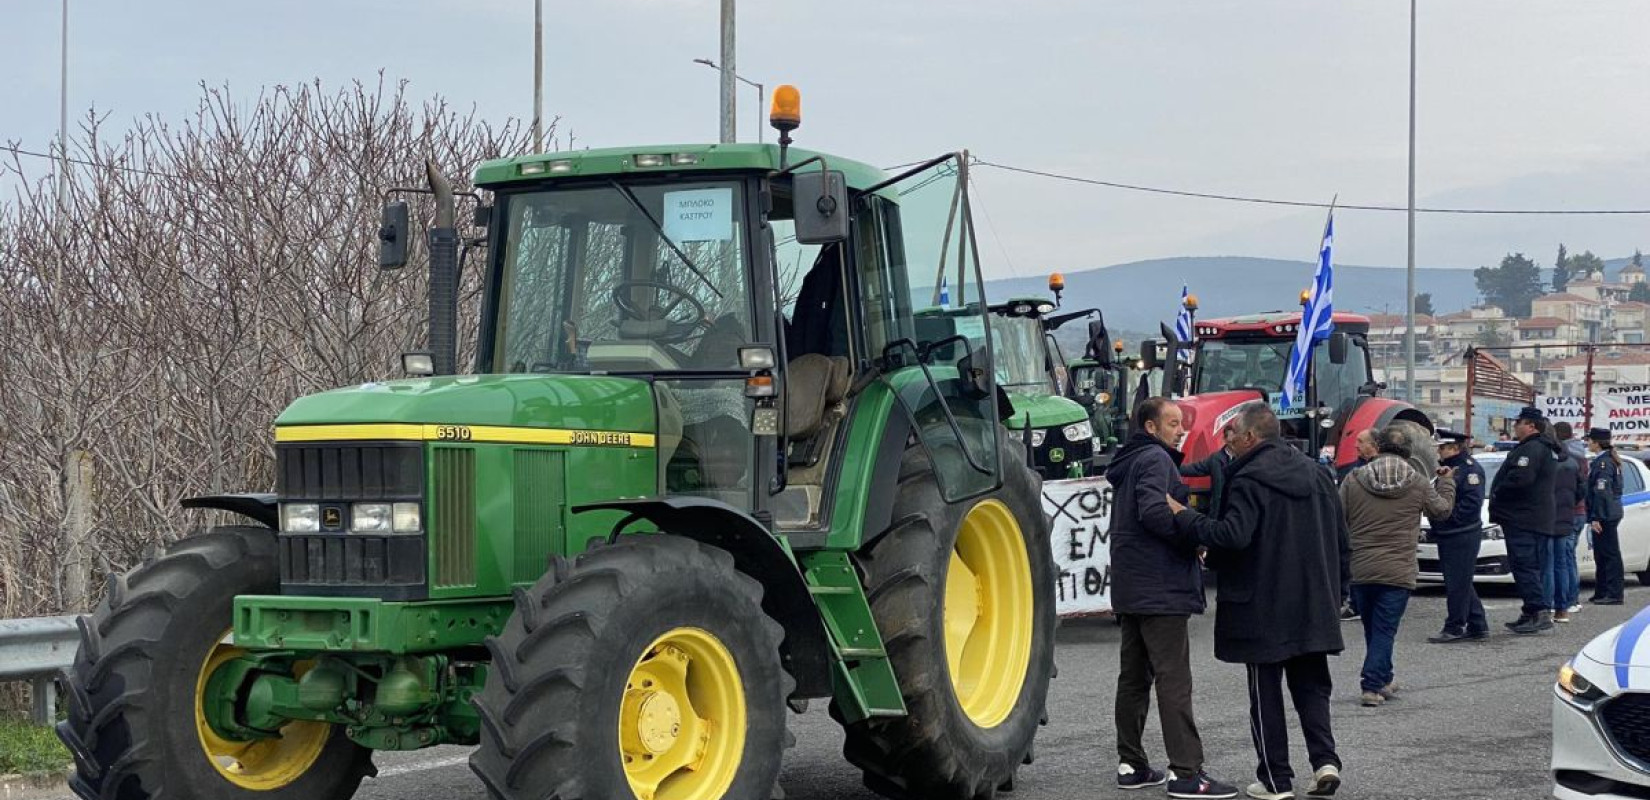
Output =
[
  {"x1": 1180, "y1": 423, "x2": 1236, "y2": 517},
  {"x1": 1425, "y1": 429, "x2": 1490, "y2": 643},
  {"x1": 1105, "y1": 398, "x2": 1237, "y2": 798},
  {"x1": 1168, "y1": 402, "x2": 1346, "y2": 800},
  {"x1": 1488, "y1": 405, "x2": 1560, "y2": 634}
]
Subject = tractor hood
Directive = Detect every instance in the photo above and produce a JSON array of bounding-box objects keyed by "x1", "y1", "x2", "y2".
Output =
[
  {"x1": 1174, "y1": 390, "x2": 1264, "y2": 464},
  {"x1": 1002, "y1": 393, "x2": 1090, "y2": 429},
  {"x1": 275, "y1": 374, "x2": 659, "y2": 434}
]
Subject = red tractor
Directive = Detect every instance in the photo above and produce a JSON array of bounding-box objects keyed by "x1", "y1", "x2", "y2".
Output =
[{"x1": 1147, "y1": 309, "x2": 1434, "y2": 485}]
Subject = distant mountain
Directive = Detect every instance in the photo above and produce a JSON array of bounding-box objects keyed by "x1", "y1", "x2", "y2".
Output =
[{"x1": 985, "y1": 256, "x2": 1481, "y2": 336}]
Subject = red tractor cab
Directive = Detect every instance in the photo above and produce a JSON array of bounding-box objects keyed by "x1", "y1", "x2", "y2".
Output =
[{"x1": 1167, "y1": 310, "x2": 1432, "y2": 478}]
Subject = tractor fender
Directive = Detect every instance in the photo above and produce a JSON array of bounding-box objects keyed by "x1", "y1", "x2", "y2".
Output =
[
  {"x1": 179, "y1": 492, "x2": 279, "y2": 529},
  {"x1": 1335, "y1": 398, "x2": 1433, "y2": 468},
  {"x1": 573, "y1": 496, "x2": 834, "y2": 700}
]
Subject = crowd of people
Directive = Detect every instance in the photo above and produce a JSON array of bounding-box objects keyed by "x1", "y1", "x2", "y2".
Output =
[{"x1": 1103, "y1": 399, "x2": 1629, "y2": 800}]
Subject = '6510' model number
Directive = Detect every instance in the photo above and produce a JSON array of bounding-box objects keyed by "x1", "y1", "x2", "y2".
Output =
[{"x1": 434, "y1": 425, "x2": 474, "y2": 441}]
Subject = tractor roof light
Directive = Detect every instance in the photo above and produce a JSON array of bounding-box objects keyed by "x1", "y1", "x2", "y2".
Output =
[
  {"x1": 1048, "y1": 273, "x2": 1065, "y2": 291},
  {"x1": 770, "y1": 85, "x2": 802, "y2": 133},
  {"x1": 1300, "y1": 289, "x2": 1312, "y2": 305},
  {"x1": 634, "y1": 154, "x2": 668, "y2": 168},
  {"x1": 1184, "y1": 294, "x2": 1199, "y2": 311},
  {"x1": 519, "y1": 161, "x2": 548, "y2": 176},
  {"x1": 1036, "y1": 302, "x2": 1056, "y2": 314},
  {"x1": 1113, "y1": 339, "x2": 1125, "y2": 353}
]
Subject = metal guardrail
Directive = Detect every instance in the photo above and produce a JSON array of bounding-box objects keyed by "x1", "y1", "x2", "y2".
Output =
[{"x1": 0, "y1": 615, "x2": 79, "y2": 724}]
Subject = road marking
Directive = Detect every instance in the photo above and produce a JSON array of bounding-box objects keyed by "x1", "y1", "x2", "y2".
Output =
[{"x1": 374, "y1": 754, "x2": 472, "y2": 778}]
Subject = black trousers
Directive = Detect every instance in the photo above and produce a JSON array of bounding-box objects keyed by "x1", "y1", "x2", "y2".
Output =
[
  {"x1": 1116, "y1": 614, "x2": 1204, "y2": 775},
  {"x1": 1245, "y1": 654, "x2": 1340, "y2": 793},
  {"x1": 1435, "y1": 531, "x2": 1488, "y2": 634},
  {"x1": 1503, "y1": 526, "x2": 1549, "y2": 616},
  {"x1": 1593, "y1": 520, "x2": 1626, "y2": 602}
]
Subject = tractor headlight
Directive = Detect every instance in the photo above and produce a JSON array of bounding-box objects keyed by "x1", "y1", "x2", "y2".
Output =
[
  {"x1": 351, "y1": 503, "x2": 393, "y2": 533},
  {"x1": 392, "y1": 502, "x2": 422, "y2": 533},
  {"x1": 1062, "y1": 421, "x2": 1093, "y2": 442},
  {"x1": 1029, "y1": 429, "x2": 1047, "y2": 448},
  {"x1": 281, "y1": 503, "x2": 320, "y2": 533}
]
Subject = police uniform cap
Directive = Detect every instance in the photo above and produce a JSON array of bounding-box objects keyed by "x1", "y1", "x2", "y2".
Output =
[
  {"x1": 1433, "y1": 428, "x2": 1470, "y2": 445},
  {"x1": 1515, "y1": 406, "x2": 1545, "y2": 423}
]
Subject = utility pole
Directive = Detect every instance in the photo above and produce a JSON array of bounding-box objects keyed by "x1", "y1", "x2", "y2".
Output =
[
  {"x1": 532, "y1": 0, "x2": 544, "y2": 152},
  {"x1": 58, "y1": 0, "x2": 69, "y2": 214},
  {"x1": 719, "y1": 0, "x2": 736, "y2": 143},
  {"x1": 1404, "y1": 0, "x2": 1418, "y2": 401}
]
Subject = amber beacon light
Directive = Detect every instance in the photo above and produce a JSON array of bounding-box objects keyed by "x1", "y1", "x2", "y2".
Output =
[{"x1": 770, "y1": 85, "x2": 802, "y2": 133}]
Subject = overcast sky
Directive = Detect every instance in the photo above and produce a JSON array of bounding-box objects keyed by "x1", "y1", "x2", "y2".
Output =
[{"x1": 4, "y1": 1, "x2": 1647, "y2": 280}]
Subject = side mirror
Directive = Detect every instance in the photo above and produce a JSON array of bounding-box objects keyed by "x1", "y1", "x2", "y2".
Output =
[
  {"x1": 1328, "y1": 331, "x2": 1349, "y2": 365},
  {"x1": 1088, "y1": 320, "x2": 1113, "y2": 367},
  {"x1": 472, "y1": 204, "x2": 493, "y2": 229},
  {"x1": 380, "y1": 200, "x2": 410, "y2": 269},
  {"x1": 957, "y1": 346, "x2": 993, "y2": 401},
  {"x1": 792, "y1": 169, "x2": 849, "y2": 244},
  {"x1": 1140, "y1": 339, "x2": 1161, "y2": 371}
]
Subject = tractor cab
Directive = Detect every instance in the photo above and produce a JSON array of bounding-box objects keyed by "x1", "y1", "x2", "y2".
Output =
[{"x1": 982, "y1": 291, "x2": 1110, "y2": 477}]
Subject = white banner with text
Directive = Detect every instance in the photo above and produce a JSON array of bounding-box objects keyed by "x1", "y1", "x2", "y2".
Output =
[
  {"x1": 1041, "y1": 476, "x2": 1114, "y2": 617},
  {"x1": 1539, "y1": 387, "x2": 1650, "y2": 443}
]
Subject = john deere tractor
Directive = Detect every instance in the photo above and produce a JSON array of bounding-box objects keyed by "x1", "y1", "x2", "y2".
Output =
[
  {"x1": 56, "y1": 87, "x2": 1055, "y2": 800},
  {"x1": 985, "y1": 281, "x2": 1110, "y2": 479}
]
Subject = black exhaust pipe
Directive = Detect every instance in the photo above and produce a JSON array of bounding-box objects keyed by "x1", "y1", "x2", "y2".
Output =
[{"x1": 425, "y1": 160, "x2": 458, "y2": 376}]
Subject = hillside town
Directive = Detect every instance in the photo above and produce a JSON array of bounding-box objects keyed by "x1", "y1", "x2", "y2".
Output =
[{"x1": 1366, "y1": 252, "x2": 1650, "y2": 440}]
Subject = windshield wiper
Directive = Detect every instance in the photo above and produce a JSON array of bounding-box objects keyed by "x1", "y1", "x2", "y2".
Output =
[{"x1": 608, "y1": 180, "x2": 723, "y2": 300}]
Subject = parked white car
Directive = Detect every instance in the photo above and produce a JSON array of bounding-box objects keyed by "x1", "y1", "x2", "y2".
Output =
[
  {"x1": 1553, "y1": 606, "x2": 1650, "y2": 798},
  {"x1": 1416, "y1": 451, "x2": 1650, "y2": 585}
]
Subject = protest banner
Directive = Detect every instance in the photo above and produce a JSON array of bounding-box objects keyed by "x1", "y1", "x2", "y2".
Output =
[
  {"x1": 1041, "y1": 476, "x2": 1113, "y2": 617},
  {"x1": 1540, "y1": 387, "x2": 1650, "y2": 443}
]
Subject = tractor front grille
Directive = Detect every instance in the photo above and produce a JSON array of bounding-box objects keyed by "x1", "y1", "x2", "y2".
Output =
[
  {"x1": 1601, "y1": 693, "x2": 1650, "y2": 767},
  {"x1": 432, "y1": 447, "x2": 477, "y2": 588},
  {"x1": 276, "y1": 442, "x2": 427, "y2": 599}
]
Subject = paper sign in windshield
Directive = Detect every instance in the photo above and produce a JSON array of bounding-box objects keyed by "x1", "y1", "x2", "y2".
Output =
[{"x1": 662, "y1": 188, "x2": 733, "y2": 242}]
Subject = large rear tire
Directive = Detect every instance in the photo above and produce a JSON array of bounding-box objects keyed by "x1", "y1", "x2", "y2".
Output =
[
  {"x1": 470, "y1": 535, "x2": 789, "y2": 800},
  {"x1": 55, "y1": 526, "x2": 372, "y2": 800},
  {"x1": 837, "y1": 431, "x2": 1057, "y2": 799}
]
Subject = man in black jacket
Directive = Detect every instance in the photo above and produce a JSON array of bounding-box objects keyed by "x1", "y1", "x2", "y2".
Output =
[
  {"x1": 1105, "y1": 398, "x2": 1237, "y2": 798},
  {"x1": 1489, "y1": 406, "x2": 1559, "y2": 634},
  {"x1": 1168, "y1": 402, "x2": 1347, "y2": 800},
  {"x1": 1426, "y1": 429, "x2": 1490, "y2": 643}
]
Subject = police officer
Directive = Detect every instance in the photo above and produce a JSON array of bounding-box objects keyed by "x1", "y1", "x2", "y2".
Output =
[
  {"x1": 1489, "y1": 406, "x2": 1561, "y2": 634},
  {"x1": 1426, "y1": 429, "x2": 1489, "y2": 642}
]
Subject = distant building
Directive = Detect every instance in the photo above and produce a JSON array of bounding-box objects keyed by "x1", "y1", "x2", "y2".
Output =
[
  {"x1": 1621, "y1": 260, "x2": 1646, "y2": 286},
  {"x1": 1531, "y1": 292, "x2": 1606, "y2": 342}
]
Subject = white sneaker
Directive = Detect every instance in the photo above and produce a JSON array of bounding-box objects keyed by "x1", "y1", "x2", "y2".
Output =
[
  {"x1": 1568, "y1": 603, "x2": 1583, "y2": 613},
  {"x1": 1306, "y1": 764, "x2": 1340, "y2": 796},
  {"x1": 1246, "y1": 782, "x2": 1293, "y2": 800}
]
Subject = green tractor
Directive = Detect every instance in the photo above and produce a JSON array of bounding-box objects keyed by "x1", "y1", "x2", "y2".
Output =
[
  {"x1": 56, "y1": 88, "x2": 1056, "y2": 800},
  {"x1": 984, "y1": 280, "x2": 1110, "y2": 479}
]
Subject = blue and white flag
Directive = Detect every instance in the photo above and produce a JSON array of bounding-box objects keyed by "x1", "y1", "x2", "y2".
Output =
[
  {"x1": 1174, "y1": 283, "x2": 1194, "y2": 363},
  {"x1": 938, "y1": 274, "x2": 950, "y2": 307},
  {"x1": 1283, "y1": 208, "x2": 1335, "y2": 409}
]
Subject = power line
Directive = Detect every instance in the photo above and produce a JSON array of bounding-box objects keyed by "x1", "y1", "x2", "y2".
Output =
[
  {"x1": 4, "y1": 143, "x2": 186, "y2": 181},
  {"x1": 971, "y1": 158, "x2": 1650, "y2": 216}
]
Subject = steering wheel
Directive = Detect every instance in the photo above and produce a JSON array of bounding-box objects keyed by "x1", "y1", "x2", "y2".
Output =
[{"x1": 611, "y1": 280, "x2": 710, "y2": 343}]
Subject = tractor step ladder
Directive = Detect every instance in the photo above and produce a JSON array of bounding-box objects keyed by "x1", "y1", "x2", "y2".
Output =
[{"x1": 799, "y1": 551, "x2": 907, "y2": 721}]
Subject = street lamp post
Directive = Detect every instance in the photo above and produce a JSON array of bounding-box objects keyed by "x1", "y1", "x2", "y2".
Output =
[
  {"x1": 1405, "y1": 0, "x2": 1418, "y2": 400},
  {"x1": 692, "y1": 58, "x2": 764, "y2": 143}
]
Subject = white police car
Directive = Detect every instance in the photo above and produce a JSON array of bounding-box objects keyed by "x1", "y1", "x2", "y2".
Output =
[
  {"x1": 1554, "y1": 604, "x2": 1650, "y2": 798},
  {"x1": 1416, "y1": 451, "x2": 1650, "y2": 585}
]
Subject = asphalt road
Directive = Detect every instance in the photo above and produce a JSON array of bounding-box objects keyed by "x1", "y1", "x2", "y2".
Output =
[{"x1": 29, "y1": 583, "x2": 1640, "y2": 800}]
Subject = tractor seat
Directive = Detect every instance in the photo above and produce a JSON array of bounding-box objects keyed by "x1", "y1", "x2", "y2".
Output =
[{"x1": 786, "y1": 354, "x2": 852, "y2": 440}]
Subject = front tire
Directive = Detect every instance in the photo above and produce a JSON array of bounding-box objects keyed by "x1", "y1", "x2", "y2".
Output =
[
  {"x1": 470, "y1": 535, "x2": 788, "y2": 800},
  {"x1": 837, "y1": 431, "x2": 1057, "y2": 799},
  {"x1": 56, "y1": 526, "x2": 372, "y2": 800}
]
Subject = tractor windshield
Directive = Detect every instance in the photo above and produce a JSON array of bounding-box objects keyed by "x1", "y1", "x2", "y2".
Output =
[
  {"x1": 991, "y1": 315, "x2": 1056, "y2": 395},
  {"x1": 1193, "y1": 336, "x2": 1372, "y2": 412},
  {"x1": 492, "y1": 180, "x2": 751, "y2": 374}
]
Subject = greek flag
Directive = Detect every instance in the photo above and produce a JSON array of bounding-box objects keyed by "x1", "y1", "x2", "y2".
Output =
[
  {"x1": 938, "y1": 274, "x2": 950, "y2": 307},
  {"x1": 1283, "y1": 208, "x2": 1335, "y2": 409},
  {"x1": 1174, "y1": 283, "x2": 1193, "y2": 363}
]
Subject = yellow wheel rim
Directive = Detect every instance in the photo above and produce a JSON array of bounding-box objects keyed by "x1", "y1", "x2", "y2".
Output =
[
  {"x1": 193, "y1": 633, "x2": 331, "y2": 791},
  {"x1": 944, "y1": 499, "x2": 1034, "y2": 728},
  {"x1": 619, "y1": 627, "x2": 746, "y2": 800}
]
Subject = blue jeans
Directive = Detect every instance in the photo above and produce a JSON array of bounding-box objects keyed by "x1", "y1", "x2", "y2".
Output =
[
  {"x1": 1544, "y1": 518, "x2": 1583, "y2": 611},
  {"x1": 1350, "y1": 584, "x2": 1410, "y2": 693}
]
